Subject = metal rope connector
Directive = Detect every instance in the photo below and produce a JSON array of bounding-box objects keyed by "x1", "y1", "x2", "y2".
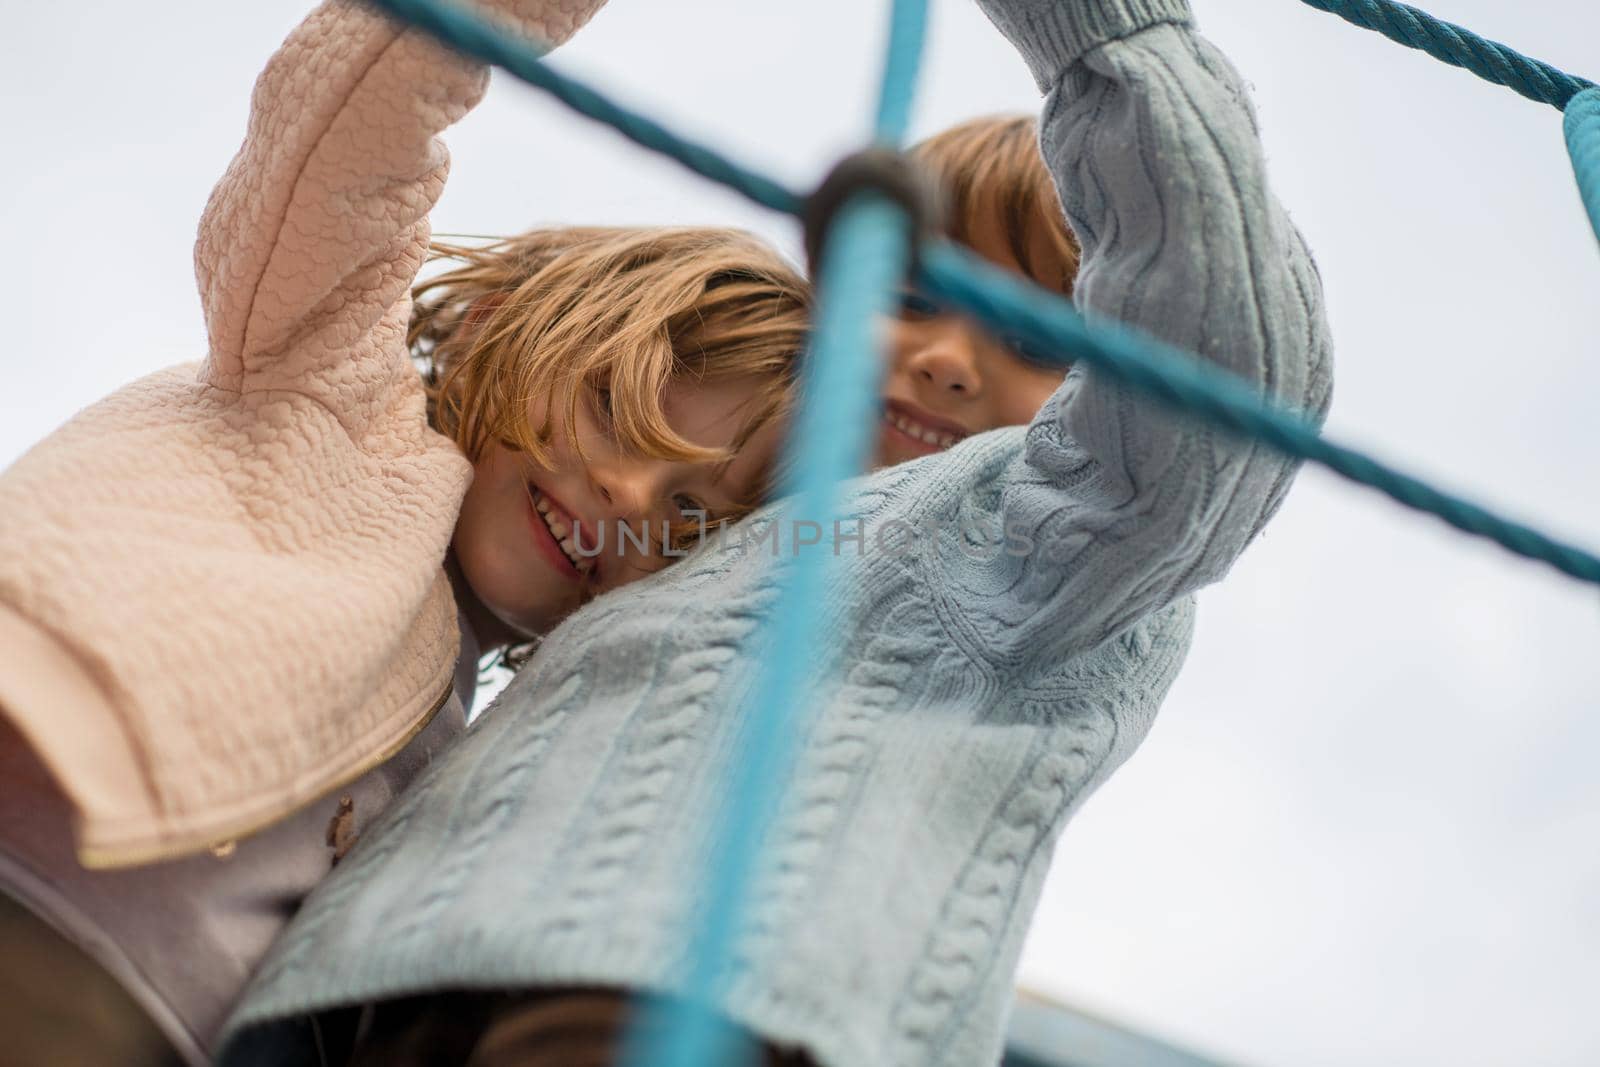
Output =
[{"x1": 802, "y1": 147, "x2": 942, "y2": 278}]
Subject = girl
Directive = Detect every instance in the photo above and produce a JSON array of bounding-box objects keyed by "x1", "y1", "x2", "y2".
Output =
[
  {"x1": 0, "y1": 0, "x2": 808, "y2": 1062},
  {"x1": 222, "y1": 0, "x2": 1336, "y2": 1064}
]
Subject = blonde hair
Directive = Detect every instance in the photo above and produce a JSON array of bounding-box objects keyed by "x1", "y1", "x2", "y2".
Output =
[
  {"x1": 410, "y1": 226, "x2": 811, "y2": 515},
  {"x1": 912, "y1": 115, "x2": 1081, "y2": 296},
  {"x1": 413, "y1": 227, "x2": 809, "y2": 671}
]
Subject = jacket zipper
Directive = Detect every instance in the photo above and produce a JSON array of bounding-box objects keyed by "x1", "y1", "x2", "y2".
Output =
[{"x1": 79, "y1": 678, "x2": 456, "y2": 869}]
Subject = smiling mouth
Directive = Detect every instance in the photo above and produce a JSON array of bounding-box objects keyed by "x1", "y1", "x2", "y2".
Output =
[
  {"x1": 881, "y1": 403, "x2": 967, "y2": 452},
  {"x1": 528, "y1": 484, "x2": 595, "y2": 577}
]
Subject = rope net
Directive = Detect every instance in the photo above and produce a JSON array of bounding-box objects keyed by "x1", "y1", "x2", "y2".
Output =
[{"x1": 354, "y1": 0, "x2": 1600, "y2": 1062}]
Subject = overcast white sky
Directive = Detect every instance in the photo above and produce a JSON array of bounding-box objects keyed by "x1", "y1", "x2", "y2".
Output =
[{"x1": 5, "y1": 2, "x2": 1599, "y2": 1064}]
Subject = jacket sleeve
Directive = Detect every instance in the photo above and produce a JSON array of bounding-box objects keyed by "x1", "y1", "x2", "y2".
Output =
[
  {"x1": 955, "y1": 0, "x2": 1335, "y2": 663},
  {"x1": 193, "y1": 0, "x2": 604, "y2": 430}
]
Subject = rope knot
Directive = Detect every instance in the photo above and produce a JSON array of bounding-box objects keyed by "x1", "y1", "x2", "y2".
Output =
[{"x1": 802, "y1": 147, "x2": 942, "y2": 277}]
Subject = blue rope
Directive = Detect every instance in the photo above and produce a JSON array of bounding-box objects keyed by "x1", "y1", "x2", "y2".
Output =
[
  {"x1": 358, "y1": 0, "x2": 1600, "y2": 596},
  {"x1": 363, "y1": 0, "x2": 802, "y2": 215},
  {"x1": 346, "y1": 3, "x2": 1600, "y2": 1063},
  {"x1": 919, "y1": 243, "x2": 1600, "y2": 587},
  {"x1": 874, "y1": 0, "x2": 931, "y2": 144},
  {"x1": 625, "y1": 0, "x2": 928, "y2": 1056},
  {"x1": 623, "y1": 2, "x2": 925, "y2": 1055},
  {"x1": 625, "y1": 194, "x2": 912, "y2": 1067},
  {"x1": 1564, "y1": 88, "x2": 1600, "y2": 250},
  {"x1": 627, "y1": 13, "x2": 929, "y2": 1065},
  {"x1": 1295, "y1": 0, "x2": 1593, "y2": 109}
]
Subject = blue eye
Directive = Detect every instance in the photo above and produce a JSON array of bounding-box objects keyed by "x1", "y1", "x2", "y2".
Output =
[{"x1": 897, "y1": 290, "x2": 941, "y2": 320}]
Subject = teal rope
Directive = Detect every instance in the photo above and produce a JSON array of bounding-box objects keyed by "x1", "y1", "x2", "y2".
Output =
[
  {"x1": 625, "y1": 195, "x2": 912, "y2": 1067},
  {"x1": 874, "y1": 0, "x2": 931, "y2": 144},
  {"x1": 363, "y1": 0, "x2": 801, "y2": 215},
  {"x1": 359, "y1": 0, "x2": 1600, "y2": 594},
  {"x1": 1564, "y1": 88, "x2": 1600, "y2": 250},
  {"x1": 630, "y1": 1, "x2": 928, "y2": 1059},
  {"x1": 919, "y1": 243, "x2": 1600, "y2": 587},
  {"x1": 1296, "y1": 0, "x2": 1593, "y2": 109},
  {"x1": 346, "y1": 5, "x2": 1600, "y2": 1063}
]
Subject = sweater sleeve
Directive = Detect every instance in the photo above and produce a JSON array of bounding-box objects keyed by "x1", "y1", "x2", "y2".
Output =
[
  {"x1": 953, "y1": 0, "x2": 1334, "y2": 663},
  {"x1": 193, "y1": 0, "x2": 604, "y2": 431}
]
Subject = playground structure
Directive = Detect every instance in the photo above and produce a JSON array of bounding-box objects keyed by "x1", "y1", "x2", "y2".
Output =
[{"x1": 350, "y1": 1, "x2": 1600, "y2": 1064}]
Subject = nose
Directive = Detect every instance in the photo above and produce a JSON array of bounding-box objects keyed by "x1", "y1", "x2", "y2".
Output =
[
  {"x1": 590, "y1": 457, "x2": 666, "y2": 522},
  {"x1": 902, "y1": 326, "x2": 982, "y2": 398}
]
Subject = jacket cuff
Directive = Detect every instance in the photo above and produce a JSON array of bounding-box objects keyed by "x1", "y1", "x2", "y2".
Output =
[{"x1": 979, "y1": 0, "x2": 1196, "y2": 91}]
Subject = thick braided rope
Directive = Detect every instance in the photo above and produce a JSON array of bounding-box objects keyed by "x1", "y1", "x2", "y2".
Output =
[
  {"x1": 347, "y1": 4, "x2": 1600, "y2": 1062},
  {"x1": 1296, "y1": 0, "x2": 1593, "y2": 109},
  {"x1": 626, "y1": 197, "x2": 915, "y2": 1067},
  {"x1": 874, "y1": 0, "x2": 930, "y2": 143},
  {"x1": 361, "y1": 0, "x2": 1600, "y2": 595},
  {"x1": 1564, "y1": 88, "x2": 1600, "y2": 250},
  {"x1": 920, "y1": 244, "x2": 1600, "y2": 586},
  {"x1": 620, "y1": 4, "x2": 930, "y2": 1064},
  {"x1": 364, "y1": 0, "x2": 802, "y2": 215}
]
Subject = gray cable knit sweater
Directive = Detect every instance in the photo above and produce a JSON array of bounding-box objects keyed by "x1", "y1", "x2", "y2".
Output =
[{"x1": 221, "y1": 1, "x2": 1333, "y2": 1064}]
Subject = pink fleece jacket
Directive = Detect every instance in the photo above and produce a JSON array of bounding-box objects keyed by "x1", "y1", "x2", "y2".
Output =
[{"x1": 0, "y1": 0, "x2": 605, "y2": 869}]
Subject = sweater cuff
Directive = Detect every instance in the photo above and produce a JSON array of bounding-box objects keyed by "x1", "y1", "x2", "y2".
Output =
[{"x1": 978, "y1": 0, "x2": 1196, "y2": 92}]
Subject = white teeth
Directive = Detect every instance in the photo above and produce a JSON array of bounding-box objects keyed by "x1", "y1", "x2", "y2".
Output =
[
  {"x1": 531, "y1": 487, "x2": 589, "y2": 572},
  {"x1": 882, "y1": 409, "x2": 961, "y2": 451},
  {"x1": 558, "y1": 536, "x2": 594, "y2": 573}
]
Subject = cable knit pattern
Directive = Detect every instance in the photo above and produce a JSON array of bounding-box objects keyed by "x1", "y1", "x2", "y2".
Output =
[
  {"x1": 889, "y1": 604, "x2": 1192, "y2": 1067},
  {"x1": 529, "y1": 584, "x2": 777, "y2": 944},
  {"x1": 0, "y1": 0, "x2": 607, "y2": 867},
  {"x1": 221, "y1": 3, "x2": 1335, "y2": 1066},
  {"x1": 740, "y1": 610, "x2": 934, "y2": 954}
]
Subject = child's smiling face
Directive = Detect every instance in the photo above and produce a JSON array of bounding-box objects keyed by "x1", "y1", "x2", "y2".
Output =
[
  {"x1": 451, "y1": 375, "x2": 781, "y2": 644},
  {"x1": 872, "y1": 212, "x2": 1072, "y2": 470}
]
